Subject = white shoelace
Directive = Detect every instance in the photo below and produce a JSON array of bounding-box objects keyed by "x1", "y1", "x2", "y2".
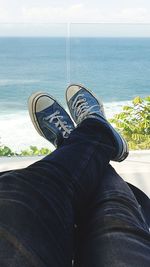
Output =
[
  {"x1": 44, "y1": 111, "x2": 73, "y2": 138},
  {"x1": 72, "y1": 93, "x2": 100, "y2": 123}
]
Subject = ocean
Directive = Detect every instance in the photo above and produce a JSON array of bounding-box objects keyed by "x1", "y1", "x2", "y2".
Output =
[{"x1": 0, "y1": 37, "x2": 149, "y2": 151}]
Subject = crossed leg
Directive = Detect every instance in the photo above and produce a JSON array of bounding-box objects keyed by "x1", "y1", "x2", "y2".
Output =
[{"x1": 0, "y1": 119, "x2": 115, "y2": 267}]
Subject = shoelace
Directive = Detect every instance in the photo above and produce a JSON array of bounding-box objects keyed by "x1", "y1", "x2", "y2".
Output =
[
  {"x1": 72, "y1": 93, "x2": 101, "y2": 123},
  {"x1": 44, "y1": 111, "x2": 73, "y2": 138}
]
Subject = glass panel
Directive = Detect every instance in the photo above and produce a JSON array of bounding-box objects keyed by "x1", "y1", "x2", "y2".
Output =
[{"x1": 0, "y1": 23, "x2": 150, "y2": 153}]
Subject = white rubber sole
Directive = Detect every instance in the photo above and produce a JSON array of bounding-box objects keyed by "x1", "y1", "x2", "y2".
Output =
[{"x1": 28, "y1": 91, "x2": 48, "y2": 138}]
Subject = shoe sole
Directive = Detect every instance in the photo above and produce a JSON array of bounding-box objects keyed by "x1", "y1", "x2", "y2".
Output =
[
  {"x1": 110, "y1": 124, "x2": 129, "y2": 162},
  {"x1": 28, "y1": 91, "x2": 47, "y2": 138},
  {"x1": 66, "y1": 83, "x2": 129, "y2": 162}
]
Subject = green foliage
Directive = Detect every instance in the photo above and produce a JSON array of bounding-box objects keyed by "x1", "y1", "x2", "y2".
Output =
[
  {"x1": 110, "y1": 96, "x2": 150, "y2": 150},
  {"x1": 0, "y1": 145, "x2": 51, "y2": 157},
  {"x1": 19, "y1": 146, "x2": 51, "y2": 156},
  {"x1": 0, "y1": 145, "x2": 15, "y2": 156}
]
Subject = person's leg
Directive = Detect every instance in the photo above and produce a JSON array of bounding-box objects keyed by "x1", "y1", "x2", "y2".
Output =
[
  {"x1": 0, "y1": 118, "x2": 115, "y2": 267},
  {"x1": 65, "y1": 84, "x2": 150, "y2": 266},
  {"x1": 74, "y1": 165, "x2": 150, "y2": 267},
  {"x1": 0, "y1": 85, "x2": 126, "y2": 267}
]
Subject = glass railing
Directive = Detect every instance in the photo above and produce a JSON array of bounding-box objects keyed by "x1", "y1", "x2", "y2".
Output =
[{"x1": 0, "y1": 23, "x2": 149, "y2": 154}]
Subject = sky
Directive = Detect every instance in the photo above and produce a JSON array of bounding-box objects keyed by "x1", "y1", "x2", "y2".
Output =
[{"x1": 0, "y1": 0, "x2": 150, "y2": 36}]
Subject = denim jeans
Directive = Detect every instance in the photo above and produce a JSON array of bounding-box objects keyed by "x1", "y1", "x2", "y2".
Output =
[
  {"x1": 74, "y1": 164, "x2": 150, "y2": 267},
  {"x1": 0, "y1": 118, "x2": 149, "y2": 266}
]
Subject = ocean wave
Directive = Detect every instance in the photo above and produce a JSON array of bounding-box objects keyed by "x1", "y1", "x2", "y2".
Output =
[
  {"x1": 104, "y1": 100, "x2": 132, "y2": 118},
  {"x1": 0, "y1": 79, "x2": 40, "y2": 86},
  {"x1": 0, "y1": 111, "x2": 54, "y2": 152}
]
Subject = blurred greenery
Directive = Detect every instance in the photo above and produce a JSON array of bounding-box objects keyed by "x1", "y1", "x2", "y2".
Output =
[
  {"x1": 0, "y1": 145, "x2": 51, "y2": 157},
  {"x1": 0, "y1": 145, "x2": 15, "y2": 156},
  {"x1": 110, "y1": 96, "x2": 150, "y2": 150}
]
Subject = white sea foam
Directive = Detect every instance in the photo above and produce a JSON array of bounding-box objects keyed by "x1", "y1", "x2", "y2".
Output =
[
  {"x1": 0, "y1": 79, "x2": 40, "y2": 86},
  {"x1": 0, "y1": 100, "x2": 132, "y2": 152},
  {"x1": 0, "y1": 111, "x2": 55, "y2": 152},
  {"x1": 104, "y1": 100, "x2": 132, "y2": 118}
]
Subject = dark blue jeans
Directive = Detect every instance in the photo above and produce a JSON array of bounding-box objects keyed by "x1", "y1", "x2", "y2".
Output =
[{"x1": 0, "y1": 119, "x2": 149, "y2": 266}]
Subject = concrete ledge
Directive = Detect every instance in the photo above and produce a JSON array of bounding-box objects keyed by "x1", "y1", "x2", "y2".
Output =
[{"x1": 0, "y1": 150, "x2": 150, "y2": 197}]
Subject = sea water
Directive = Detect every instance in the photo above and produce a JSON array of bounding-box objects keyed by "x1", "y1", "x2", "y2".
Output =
[{"x1": 0, "y1": 37, "x2": 149, "y2": 151}]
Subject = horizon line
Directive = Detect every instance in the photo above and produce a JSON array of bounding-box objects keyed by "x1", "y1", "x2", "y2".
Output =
[{"x1": 0, "y1": 36, "x2": 150, "y2": 38}]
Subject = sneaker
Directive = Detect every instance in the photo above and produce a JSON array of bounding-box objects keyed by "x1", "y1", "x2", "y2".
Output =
[
  {"x1": 28, "y1": 91, "x2": 75, "y2": 147},
  {"x1": 66, "y1": 84, "x2": 129, "y2": 162}
]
